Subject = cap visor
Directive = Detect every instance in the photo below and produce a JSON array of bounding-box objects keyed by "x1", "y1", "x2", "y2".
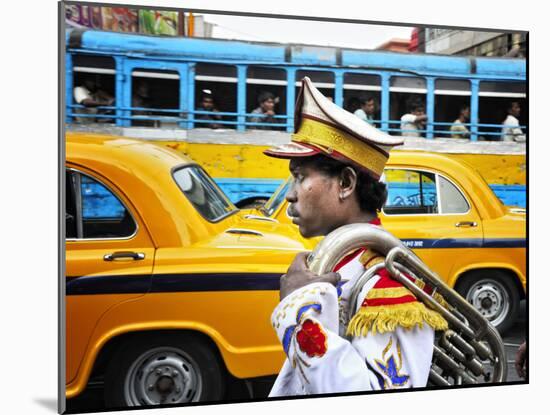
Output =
[{"x1": 263, "y1": 142, "x2": 321, "y2": 159}]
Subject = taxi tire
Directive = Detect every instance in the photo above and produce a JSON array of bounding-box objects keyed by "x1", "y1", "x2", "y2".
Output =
[
  {"x1": 104, "y1": 333, "x2": 225, "y2": 408},
  {"x1": 455, "y1": 270, "x2": 520, "y2": 335}
]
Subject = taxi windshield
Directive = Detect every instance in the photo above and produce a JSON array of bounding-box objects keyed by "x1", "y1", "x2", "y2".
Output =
[
  {"x1": 261, "y1": 178, "x2": 292, "y2": 217},
  {"x1": 173, "y1": 165, "x2": 237, "y2": 222}
]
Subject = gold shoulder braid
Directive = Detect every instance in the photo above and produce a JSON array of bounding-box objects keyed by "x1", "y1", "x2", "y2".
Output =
[{"x1": 346, "y1": 249, "x2": 448, "y2": 337}]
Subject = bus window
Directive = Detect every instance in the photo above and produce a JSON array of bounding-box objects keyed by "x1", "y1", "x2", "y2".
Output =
[
  {"x1": 390, "y1": 76, "x2": 426, "y2": 136},
  {"x1": 195, "y1": 63, "x2": 237, "y2": 129},
  {"x1": 247, "y1": 66, "x2": 287, "y2": 131},
  {"x1": 478, "y1": 81, "x2": 526, "y2": 141},
  {"x1": 296, "y1": 70, "x2": 335, "y2": 101},
  {"x1": 343, "y1": 73, "x2": 381, "y2": 125},
  {"x1": 434, "y1": 79, "x2": 471, "y2": 139},
  {"x1": 131, "y1": 69, "x2": 180, "y2": 128},
  {"x1": 72, "y1": 54, "x2": 115, "y2": 124}
]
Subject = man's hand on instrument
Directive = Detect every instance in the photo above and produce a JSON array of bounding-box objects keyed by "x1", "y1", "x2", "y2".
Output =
[{"x1": 279, "y1": 252, "x2": 341, "y2": 300}]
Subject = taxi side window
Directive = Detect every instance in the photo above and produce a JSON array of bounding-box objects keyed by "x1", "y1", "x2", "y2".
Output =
[
  {"x1": 66, "y1": 169, "x2": 137, "y2": 239},
  {"x1": 383, "y1": 169, "x2": 438, "y2": 215}
]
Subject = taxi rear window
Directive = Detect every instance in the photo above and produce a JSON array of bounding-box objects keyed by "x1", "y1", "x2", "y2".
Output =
[{"x1": 384, "y1": 170, "x2": 438, "y2": 214}]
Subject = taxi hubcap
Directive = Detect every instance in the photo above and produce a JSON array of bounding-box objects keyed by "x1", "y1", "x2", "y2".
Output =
[
  {"x1": 124, "y1": 347, "x2": 202, "y2": 405},
  {"x1": 466, "y1": 279, "x2": 510, "y2": 327}
]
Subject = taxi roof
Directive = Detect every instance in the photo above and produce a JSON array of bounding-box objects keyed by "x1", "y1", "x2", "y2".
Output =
[
  {"x1": 389, "y1": 150, "x2": 470, "y2": 168},
  {"x1": 386, "y1": 150, "x2": 487, "y2": 183},
  {"x1": 66, "y1": 131, "x2": 194, "y2": 171}
]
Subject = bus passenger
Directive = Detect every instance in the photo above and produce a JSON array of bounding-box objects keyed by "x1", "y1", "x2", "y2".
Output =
[
  {"x1": 501, "y1": 101, "x2": 526, "y2": 142},
  {"x1": 73, "y1": 76, "x2": 114, "y2": 123},
  {"x1": 450, "y1": 105, "x2": 470, "y2": 139},
  {"x1": 400, "y1": 99, "x2": 427, "y2": 137},
  {"x1": 195, "y1": 91, "x2": 222, "y2": 129},
  {"x1": 353, "y1": 95, "x2": 376, "y2": 126},
  {"x1": 250, "y1": 91, "x2": 278, "y2": 130},
  {"x1": 132, "y1": 80, "x2": 158, "y2": 127},
  {"x1": 346, "y1": 96, "x2": 361, "y2": 114}
]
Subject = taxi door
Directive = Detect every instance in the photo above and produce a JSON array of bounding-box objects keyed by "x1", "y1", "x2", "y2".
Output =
[
  {"x1": 65, "y1": 167, "x2": 155, "y2": 385},
  {"x1": 380, "y1": 168, "x2": 483, "y2": 285}
]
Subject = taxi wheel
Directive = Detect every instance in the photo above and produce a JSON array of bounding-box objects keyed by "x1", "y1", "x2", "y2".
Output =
[
  {"x1": 455, "y1": 270, "x2": 520, "y2": 335},
  {"x1": 104, "y1": 333, "x2": 225, "y2": 407}
]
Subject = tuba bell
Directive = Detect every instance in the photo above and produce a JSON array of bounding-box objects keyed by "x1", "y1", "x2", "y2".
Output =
[{"x1": 307, "y1": 223, "x2": 507, "y2": 386}]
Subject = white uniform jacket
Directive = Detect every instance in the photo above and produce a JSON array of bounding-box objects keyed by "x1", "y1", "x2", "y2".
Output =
[{"x1": 269, "y1": 239, "x2": 447, "y2": 396}]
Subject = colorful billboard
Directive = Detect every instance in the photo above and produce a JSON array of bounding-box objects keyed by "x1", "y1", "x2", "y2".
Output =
[
  {"x1": 65, "y1": 5, "x2": 140, "y2": 33},
  {"x1": 101, "y1": 7, "x2": 138, "y2": 33},
  {"x1": 65, "y1": 4, "x2": 85, "y2": 27},
  {"x1": 138, "y1": 10, "x2": 179, "y2": 36}
]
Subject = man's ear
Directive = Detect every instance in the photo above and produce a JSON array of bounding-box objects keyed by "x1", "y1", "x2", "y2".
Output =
[{"x1": 339, "y1": 167, "x2": 357, "y2": 199}]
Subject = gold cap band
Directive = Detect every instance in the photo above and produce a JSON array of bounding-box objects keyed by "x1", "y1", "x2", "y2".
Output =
[{"x1": 292, "y1": 117, "x2": 388, "y2": 177}]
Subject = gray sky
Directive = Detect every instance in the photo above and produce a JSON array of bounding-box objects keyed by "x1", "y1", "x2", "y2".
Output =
[{"x1": 201, "y1": 14, "x2": 414, "y2": 49}]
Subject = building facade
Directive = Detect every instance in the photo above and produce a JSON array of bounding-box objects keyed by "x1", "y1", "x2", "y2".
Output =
[{"x1": 413, "y1": 28, "x2": 526, "y2": 57}]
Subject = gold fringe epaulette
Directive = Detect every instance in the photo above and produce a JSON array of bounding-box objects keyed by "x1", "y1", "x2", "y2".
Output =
[
  {"x1": 346, "y1": 301, "x2": 448, "y2": 337},
  {"x1": 348, "y1": 246, "x2": 448, "y2": 337}
]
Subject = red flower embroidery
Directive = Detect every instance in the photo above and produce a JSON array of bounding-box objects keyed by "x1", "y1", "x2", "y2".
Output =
[{"x1": 296, "y1": 319, "x2": 327, "y2": 357}]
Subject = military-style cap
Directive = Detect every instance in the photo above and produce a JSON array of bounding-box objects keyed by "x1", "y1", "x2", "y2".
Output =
[{"x1": 264, "y1": 77, "x2": 403, "y2": 179}]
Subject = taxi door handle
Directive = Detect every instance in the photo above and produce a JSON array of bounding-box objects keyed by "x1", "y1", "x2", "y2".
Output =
[
  {"x1": 455, "y1": 221, "x2": 477, "y2": 228},
  {"x1": 104, "y1": 251, "x2": 145, "y2": 261}
]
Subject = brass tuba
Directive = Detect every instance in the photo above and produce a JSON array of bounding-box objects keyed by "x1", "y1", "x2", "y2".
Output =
[{"x1": 307, "y1": 223, "x2": 507, "y2": 386}]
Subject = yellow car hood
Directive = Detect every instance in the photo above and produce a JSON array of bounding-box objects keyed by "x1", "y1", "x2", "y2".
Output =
[{"x1": 196, "y1": 213, "x2": 318, "y2": 252}]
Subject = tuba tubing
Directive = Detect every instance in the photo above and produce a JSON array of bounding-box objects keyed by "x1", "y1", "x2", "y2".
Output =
[{"x1": 306, "y1": 223, "x2": 507, "y2": 385}]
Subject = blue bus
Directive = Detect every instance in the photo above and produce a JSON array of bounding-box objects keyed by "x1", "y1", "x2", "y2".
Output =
[{"x1": 65, "y1": 29, "x2": 526, "y2": 140}]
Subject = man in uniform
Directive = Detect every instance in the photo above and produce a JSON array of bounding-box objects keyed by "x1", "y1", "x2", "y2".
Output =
[{"x1": 263, "y1": 77, "x2": 447, "y2": 396}]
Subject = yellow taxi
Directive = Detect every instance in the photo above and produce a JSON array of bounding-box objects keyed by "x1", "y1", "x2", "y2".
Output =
[
  {"x1": 66, "y1": 132, "x2": 309, "y2": 407},
  {"x1": 252, "y1": 150, "x2": 526, "y2": 335}
]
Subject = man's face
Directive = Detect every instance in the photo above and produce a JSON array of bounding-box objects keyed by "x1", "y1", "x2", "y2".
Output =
[
  {"x1": 462, "y1": 107, "x2": 470, "y2": 120},
  {"x1": 413, "y1": 107, "x2": 425, "y2": 117},
  {"x1": 261, "y1": 98, "x2": 275, "y2": 112},
  {"x1": 285, "y1": 159, "x2": 343, "y2": 238},
  {"x1": 511, "y1": 102, "x2": 521, "y2": 118},
  {"x1": 84, "y1": 79, "x2": 97, "y2": 92},
  {"x1": 363, "y1": 99, "x2": 375, "y2": 115},
  {"x1": 136, "y1": 83, "x2": 149, "y2": 98},
  {"x1": 202, "y1": 98, "x2": 214, "y2": 110}
]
